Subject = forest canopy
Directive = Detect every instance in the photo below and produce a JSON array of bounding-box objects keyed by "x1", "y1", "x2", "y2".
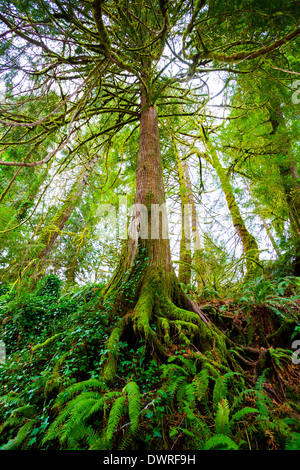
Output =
[{"x1": 0, "y1": 0, "x2": 300, "y2": 453}]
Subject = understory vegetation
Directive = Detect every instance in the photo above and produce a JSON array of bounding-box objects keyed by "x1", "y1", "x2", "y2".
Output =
[{"x1": 0, "y1": 272, "x2": 299, "y2": 450}]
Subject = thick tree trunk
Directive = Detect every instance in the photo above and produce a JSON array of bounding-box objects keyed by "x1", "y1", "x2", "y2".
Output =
[
  {"x1": 134, "y1": 91, "x2": 172, "y2": 270},
  {"x1": 101, "y1": 91, "x2": 226, "y2": 382}
]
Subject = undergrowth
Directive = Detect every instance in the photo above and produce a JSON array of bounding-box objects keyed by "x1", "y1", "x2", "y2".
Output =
[{"x1": 0, "y1": 273, "x2": 299, "y2": 450}]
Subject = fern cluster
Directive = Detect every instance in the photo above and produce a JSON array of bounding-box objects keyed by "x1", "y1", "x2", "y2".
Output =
[
  {"x1": 160, "y1": 356, "x2": 296, "y2": 450},
  {"x1": 41, "y1": 379, "x2": 141, "y2": 450}
]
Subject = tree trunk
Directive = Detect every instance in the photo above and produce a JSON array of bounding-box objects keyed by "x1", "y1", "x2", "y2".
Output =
[
  {"x1": 202, "y1": 135, "x2": 261, "y2": 278},
  {"x1": 65, "y1": 224, "x2": 89, "y2": 284},
  {"x1": 37, "y1": 155, "x2": 98, "y2": 260},
  {"x1": 268, "y1": 104, "x2": 300, "y2": 275},
  {"x1": 101, "y1": 90, "x2": 226, "y2": 382},
  {"x1": 18, "y1": 155, "x2": 99, "y2": 279},
  {"x1": 183, "y1": 161, "x2": 207, "y2": 289},
  {"x1": 244, "y1": 178, "x2": 280, "y2": 257},
  {"x1": 173, "y1": 139, "x2": 192, "y2": 285}
]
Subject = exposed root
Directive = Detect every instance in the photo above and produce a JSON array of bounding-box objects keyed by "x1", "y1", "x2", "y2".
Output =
[{"x1": 101, "y1": 267, "x2": 230, "y2": 383}]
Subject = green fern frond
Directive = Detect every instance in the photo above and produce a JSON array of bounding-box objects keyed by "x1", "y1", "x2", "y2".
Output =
[
  {"x1": 182, "y1": 403, "x2": 212, "y2": 441},
  {"x1": 160, "y1": 363, "x2": 189, "y2": 380},
  {"x1": 53, "y1": 378, "x2": 105, "y2": 408},
  {"x1": 213, "y1": 372, "x2": 239, "y2": 407},
  {"x1": 123, "y1": 381, "x2": 141, "y2": 431},
  {"x1": 213, "y1": 376, "x2": 228, "y2": 406},
  {"x1": 60, "y1": 395, "x2": 105, "y2": 444},
  {"x1": 119, "y1": 425, "x2": 141, "y2": 450},
  {"x1": 204, "y1": 434, "x2": 239, "y2": 450},
  {"x1": 105, "y1": 396, "x2": 127, "y2": 444},
  {"x1": 192, "y1": 369, "x2": 209, "y2": 401},
  {"x1": 230, "y1": 407, "x2": 259, "y2": 425},
  {"x1": 215, "y1": 399, "x2": 230, "y2": 436},
  {"x1": 84, "y1": 426, "x2": 105, "y2": 450},
  {"x1": 183, "y1": 383, "x2": 195, "y2": 408},
  {"x1": 166, "y1": 355, "x2": 197, "y2": 374},
  {"x1": 43, "y1": 391, "x2": 104, "y2": 444},
  {"x1": 285, "y1": 432, "x2": 300, "y2": 450},
  {"x1": 168, "y1": 375, "x2": 187, "y2": 398},
  {"x1": 1, "y1": 419, "x2": 37, "y2": 450},
  {"x1": 255, "y1": 370, "x2": 268, "y2": 392}
]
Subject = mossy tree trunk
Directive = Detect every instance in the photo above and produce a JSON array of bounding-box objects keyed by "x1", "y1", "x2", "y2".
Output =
[
  {"x1": 101, "y1": 90, "x2": 226, "y2": 382},
  {"x1": 19, "y1": 155, "x2": 99, "y2": 279},
  {"x1": 173, "y1": 139, "x2": 192, "y2": 285},
  {"x1": 36, "y1": 155, "x2": 98, "y2": 261},
  {"x1": 268, "y1": 104, "x2": 300, "y2": 275},
  {"x1": 201, "y1": 131, "x2": 261, "y2": 278},
  {"x1": 244, "y1": 178, "x2": 280, "y2": 257},
  {"x1": 65, "y1": 224, "x2": 89, "y2": 284}
]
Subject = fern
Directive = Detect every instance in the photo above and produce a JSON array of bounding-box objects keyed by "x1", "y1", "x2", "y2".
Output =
[
  {"x1": 269, "y1": 348, "x2": 293, "y2": 369},
  {"x1": 212, "y1": 372, "x2": 238, "y2": 406},
  {"x1": 285, "y1": 432, "x2": 300, "y2": 450},
  {"x1": 180, "y1": 402, "x2": 212, "y2": 448},
  {"x1": 105, "y1": 396, "x2": 127, "y2": 444},
  {"x1": 53, "y1": 378, "x2": 105, "y2": 408},
  {"x1": 215, "y1": 399, "x2": 230, "y2": 435},
  {"x1": 230, "y1": 407, "x2": 259, "y2": 424},
  {"x1": 42, "y1": 390, "x2": 115, "y2": 447},
  {"x1": 1, "y1": 419, "x2": 38, "y2": 450},
  {"x1": 192, "y1": 369, "x2": 209, "y2": 401},
  {"x1": 161, "y1": 357, "x2": 212, "y2": 413},
  {"x1": 123, "y1": 381, "x2": 141, "y2": 432},
  {"x1": 204, "y1": 434, "x2": 239, "y2": 450},
  {"x1": 43, "y1": 379, "x2": 141, "y2": 450},
  {"x1": 119, "y1": 426, "x2": 141, "y2": 450}
]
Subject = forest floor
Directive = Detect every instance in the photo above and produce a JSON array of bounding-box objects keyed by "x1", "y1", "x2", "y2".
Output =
[{"x1": 0, "y1": 274, "x2": 299, "y2": 451}]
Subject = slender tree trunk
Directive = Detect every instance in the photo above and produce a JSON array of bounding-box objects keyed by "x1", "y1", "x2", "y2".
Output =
[
  {"x1": 16, "y1": 170, "x2": 49, "y2": 222},
  {"x1": 18, "y1": 155, "x2": 99, "y2": 279},
  {"x1": 244, "y1": 178, "x2": 280, "y2": 257},
  {"x1": 202, "y1": 134, "x2": 261, "y2": 277},
  {"x1": 183, "y1": 161, "x2": 207, "y2": 288},
  {"x1": 268, "y1": 104, "x2": 300, "y2": 275},
  {"x1": 65, "y1": 224, "x2": 89, "y2": 284},
  {"x1": 35, "y1": 155, "x2": 98, "y2": 261},
  {"x1": 173, "y1": 139, "x2": 192, "y2": 285}
]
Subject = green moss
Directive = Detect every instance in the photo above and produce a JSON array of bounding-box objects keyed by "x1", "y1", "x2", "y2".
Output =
[
  {"x1": 32, "y1": 333, "x2": 63, "y2": 353},
  {"x1": 102, "y1": 322, "x2": 125, "y2": 382}
]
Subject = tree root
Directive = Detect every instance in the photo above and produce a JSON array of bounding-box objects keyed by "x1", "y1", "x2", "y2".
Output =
[{"x1": 100, "y1": 268, "x2": 230, "y2": 383}]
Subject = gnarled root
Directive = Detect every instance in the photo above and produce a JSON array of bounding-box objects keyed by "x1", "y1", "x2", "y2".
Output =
[{"x1": 101, "y1": 267, "x2": 229, "y2": 382}]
